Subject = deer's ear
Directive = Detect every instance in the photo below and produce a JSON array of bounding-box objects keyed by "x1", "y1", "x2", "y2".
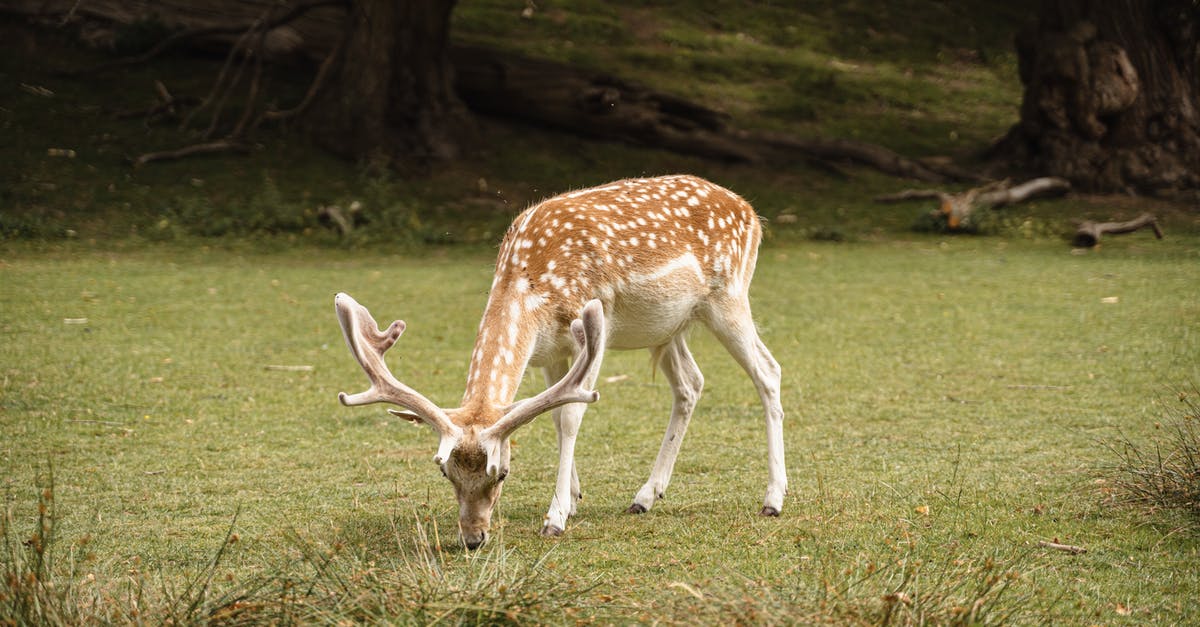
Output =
[
  {"x1": 433, "y1": 432, "x2": 460, "y2": 466},
  {"x1": 387, "y1": 408, "x2": 423, "y2": 424},
  {"x1": 481, "y1": 434, "x2": 510, "y2": 481}
]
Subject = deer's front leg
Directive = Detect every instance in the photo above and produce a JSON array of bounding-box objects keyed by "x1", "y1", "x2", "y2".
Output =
[
  {"x1": 542, "y1": 400, "x2": 586, "y2": 536},
  {"x1": 540, "y1": 357, "x2": 601, "y2": 537},
  {"x1": 556, "y1": 406, "x2": 583, "y2": 516}
]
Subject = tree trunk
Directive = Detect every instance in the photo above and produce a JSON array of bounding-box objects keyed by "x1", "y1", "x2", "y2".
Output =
[
  {"x1": 301, "y1": 0, "x2": 467, "y2": 165},
  {"x1": 996, "y1": 0, "x2": 1200, "y2": 195}
]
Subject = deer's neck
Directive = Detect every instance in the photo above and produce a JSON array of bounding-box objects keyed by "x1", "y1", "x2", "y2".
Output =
[{"x1": 461, "y1": 277, "x2": 549, "y2": 412}]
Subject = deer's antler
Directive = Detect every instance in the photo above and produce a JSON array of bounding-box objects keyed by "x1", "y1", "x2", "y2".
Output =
[
  {"x1": 483, "y1": 299, "x2": 605, "y2": 443},
  {"x1": 334, "y1": 293, "x2": 460, "y2": 441}
]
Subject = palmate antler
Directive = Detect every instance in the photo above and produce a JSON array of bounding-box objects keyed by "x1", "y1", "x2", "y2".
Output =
[
  {"x1": 484, "y1": 299, "x2": 605, "y2": 440},
  {"x1": 334, "y1": 293, "x2": 462, "y2": 455},
  {"x1": 334, "y1": 293, "x2": 605, "y2": 471},
  {"x1": 475, "y1": 299, "x2": 605, "y2": 480}
]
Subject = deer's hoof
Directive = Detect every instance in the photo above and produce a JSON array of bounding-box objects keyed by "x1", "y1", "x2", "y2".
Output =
[
  {"x1": 626, "y1": 503, "x2": 647, "y2": 514},
  {"x1": 540, "y1": 524, "x2": 564, "y2": 537},
  {"x1": 759, "y1": 506, "x2": 780, "y2": 517}
]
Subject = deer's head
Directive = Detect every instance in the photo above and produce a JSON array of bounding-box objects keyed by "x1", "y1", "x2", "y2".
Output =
[{"x1": 334, "y1": 293, "x2": 602, "y2": 549}]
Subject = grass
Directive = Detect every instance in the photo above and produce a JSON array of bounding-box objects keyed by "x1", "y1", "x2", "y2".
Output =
[
  {"x1": 2, "y1": 235, "x2": 1199, "y2": 623},
  {"x1": 3, "y1": 1, "x2": 1200, "y2": 623},
  {"x1": 1106, "y1": 387, "x2": 1200, "y2": 526}
]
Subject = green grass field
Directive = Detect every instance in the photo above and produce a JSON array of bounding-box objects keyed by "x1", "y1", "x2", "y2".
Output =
[
  {"x1": 3, "y1": 0, "x2": 1200, "y2": 623},
  {"x1": 3, "y1": 234, "x2": 1198, "y2": 623}
]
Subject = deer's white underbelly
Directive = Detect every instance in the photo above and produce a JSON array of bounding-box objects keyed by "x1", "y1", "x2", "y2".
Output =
[{"x1": 526, "y1": 253, "x2": 715, "y2": 366}]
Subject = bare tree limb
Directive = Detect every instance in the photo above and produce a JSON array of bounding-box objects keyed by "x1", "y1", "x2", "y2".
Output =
[
  {"x1": 976, "y1": 177, "x2": 1071, "y2": 207},
  {"x1": 230, "y1": 28, "x2": 269, "y2": 138},
  {"x1": 880, "y1": 177, "x2": 1071, "y2": 231},
  {"x1": 191, "y1": 7, "x2": 268, "y2": 139},
  {"x1": 262, "y1": 26, "x2": 346, "y2": 122},
  {"x1": 1073, "y1": 213, "x2": 1163, "y2": 247},
  {"x1": 132, "y1": 139, "x2": 248, "y2": 167}
]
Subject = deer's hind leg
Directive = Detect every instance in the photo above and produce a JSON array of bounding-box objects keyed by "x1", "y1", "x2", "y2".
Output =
[
  {"x1": 628, "y1": 333, "x2": 705, "y2": 514},
  {"x1": 703, "y1": 297, "x2": 787, "y2": 516}
]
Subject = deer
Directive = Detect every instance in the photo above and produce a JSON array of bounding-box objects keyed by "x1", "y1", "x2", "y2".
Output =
[{"x1": 334, "y1": 174, "x2": 786, "y2": 549}]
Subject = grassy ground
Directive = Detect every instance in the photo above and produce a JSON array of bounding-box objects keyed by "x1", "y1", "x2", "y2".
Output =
[
  {"x1": 3, "y1": 235, "x2": 1198, "y2": 623},
  {"x1": 3, "y1": 1, "x2": 1200, "y2": 624}
]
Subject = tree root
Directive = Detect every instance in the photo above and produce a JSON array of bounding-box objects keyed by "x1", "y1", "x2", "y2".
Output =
[{"x1": 121, "y1": 1, "x2": 346, "y2": 165}]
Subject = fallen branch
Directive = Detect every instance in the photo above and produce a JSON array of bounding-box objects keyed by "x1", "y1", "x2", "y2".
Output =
[
  {"x1": 878, "y1": 177, "x2": 1071, "y2": 232},
  {"x1": 1072, "y1": 213, "x2": 1162, "y2": 248},
  {"x1": 975, "y1": 177, "x2": 1071, "y2": 208},
  {"x1": 1038, "y1": 540, "x2": 1087, "y2": 554},
  {"x1": 132, "y1": 139, "x2": 248, "y2": 167}
]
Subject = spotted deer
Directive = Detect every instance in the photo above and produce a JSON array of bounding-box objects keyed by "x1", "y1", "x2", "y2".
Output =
[{"x1": 335, "y1": 174, "x2": 786, "y2": 548}]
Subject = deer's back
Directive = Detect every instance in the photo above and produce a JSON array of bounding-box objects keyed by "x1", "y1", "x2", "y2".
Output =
[{"x1": 492, "y1": 175, "x2": 762, "y2": 358}]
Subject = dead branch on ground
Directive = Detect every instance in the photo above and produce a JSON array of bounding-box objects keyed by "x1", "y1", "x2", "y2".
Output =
[
  {"x1": 1072, "y1": 213, "x2": 1162, "y2": 247},
  {"x1": 132, "y1": 139, "x2": 249, "y2": 167},
  {"x1": 877, "y1": 177, "x2": 1071, "y2": 231}
]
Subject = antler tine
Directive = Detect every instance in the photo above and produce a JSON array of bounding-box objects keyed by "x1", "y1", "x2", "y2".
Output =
[
  {"x1": 334, "y1": 293, "x2": 457, "y2": 436},
  {"x1": 484, "y1": 300, "x2": 606, "y2": 440}
]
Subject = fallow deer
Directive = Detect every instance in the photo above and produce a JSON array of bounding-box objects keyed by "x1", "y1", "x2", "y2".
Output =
[{"x1": 335, "y1": 174, "x2": 786, "y2": 548}]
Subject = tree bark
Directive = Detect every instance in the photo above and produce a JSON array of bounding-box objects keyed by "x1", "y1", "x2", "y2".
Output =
[
  {"x1": 300, "y1": 0, "x2": 467, "y2": 165},
  {"x1": 995, "y1": 0, "x2": 1200, "y2": 195}
]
